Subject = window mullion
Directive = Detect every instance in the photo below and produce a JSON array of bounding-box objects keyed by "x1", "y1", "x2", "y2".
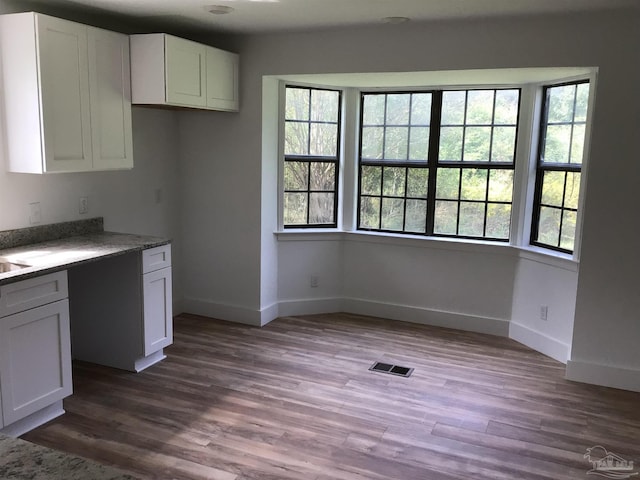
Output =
[{"x1": 426, "y1": 91, "x2": 443, "y2": 236}]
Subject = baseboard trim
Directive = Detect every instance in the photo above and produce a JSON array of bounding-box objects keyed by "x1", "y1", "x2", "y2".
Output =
[
  {"x1": 181, "y1": 298, "x2": 263, "y2": 326},
  {"x1": 509, "y1": 322, "x2": 570, "y2": 364},
  {"x1": 343, "y1": 298, "x2": 509, "y2": 336},
  {"x1": 277, "y1": 298, "x2": 343, "y2": 318},
  {"x1": 0, "y1": 401, "x2": 65, "y2": 437},
  {"x1": 566, "y1": 359, "x2": 640, "y2": 392},
  {"x1": 259, "y1": 302, "x2": 280, "y2": 326}
]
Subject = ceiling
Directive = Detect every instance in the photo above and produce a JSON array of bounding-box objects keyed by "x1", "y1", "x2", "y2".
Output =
[{"x1": 21, "y1": 0, "x2": 640, "y2": 34}]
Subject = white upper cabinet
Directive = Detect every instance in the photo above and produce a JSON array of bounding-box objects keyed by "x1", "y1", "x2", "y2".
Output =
[
  {"x1": 0, "y1": 12, "x2": 133, "y2": 173},
  {"x1": 130, "y1": 33, "x2": 239, "y2": 112},
  {"x1": 88, "y1": 27, "x2": 134, "y2": 170}
]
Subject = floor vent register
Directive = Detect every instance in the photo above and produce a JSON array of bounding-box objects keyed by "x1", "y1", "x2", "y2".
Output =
[{"x1": 369, "y1": 361, "x2": 414, "y2": 378}]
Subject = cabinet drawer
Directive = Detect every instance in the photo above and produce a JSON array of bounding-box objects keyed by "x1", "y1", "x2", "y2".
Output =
[
  {"x1": 0, "y1": 271, "x2": 68, "y2": 318},
  {"x1": 142, "y1": 245, "x2": 171, "y2": 274}
]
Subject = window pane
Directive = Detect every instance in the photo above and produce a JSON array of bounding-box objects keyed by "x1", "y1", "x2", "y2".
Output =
[
  {"x1": 383, "y1": 167, "x2": 406, "y2": 196},
  {"x1": 537, "y1": 206, "x2": 561, "y2": 246},
  {"x1": 441, "y1": 91, "x2": 466, "y2": 125},
  {"x1": 407, "y1": 168, "x2": 428, "y2": 198},
  {"x1": 384, "y1": 127, "x2": 409, "y2": 160},
  {"x1": 541, "y1": 171, "x2": 565, "y2": 207},
  {"x1": 439, "y1": 127, "x2": 463, "y2": 161},
  {"x1": 405, "y1": 199, "x2": 427, "y2": 233},
  {"x1": 285, "y1": 122, "x2": 308, "y2": 155},
  {"x1": 466, "y1": 90, "x2": 494, "y2": 125},
  {"x1": 543, "y1": 125, "x2": 571, "y2": 163},
  {"x1": 310, "y1": 162, "x2": 335, "y2": 191},
  {"x1": 310, "y1": 123, "x2": 338, "y2": 156},
  {"x1": 488, "y1": 170, "x2": 513, "y2": 202},
  {"x1": 285, "y1": 88, "x2": 309, "y2": 121},
  {"x1": 284, "y1": 161, "x2": 308, "y2": 190},
  {"x1": 284, "y1": 193, "x2": 307, "y2": 224},
  {"x1": 409, "y1": 127, "x2": 429, "y2": 161},
  {"x1": 311, "y1": 90, "x2": 339, "y2": 122},
  {"x1": 560, "y1": 210, "x2": 577, "y2": 251},
  {"x1": 460, "y1": 168, "x2": 487, "y2": 201},
  {"x1": 459, "y1": 202, "x2": 485, "y2": 237},
  {"x1": 494, "y1": 90, "x2": 519, "y2": 125},
  {"x1": 491, "y1": 126, "x2": 516, "y2": 163},
  {"x1": 361, "y1": 166, "x2": 382, "y2": 195},
  {"x1": 381, "y1": 198, "x2": 405, "y2": 230},
  {"x1": 434, "y1": 200, "x2": 458, "y2": 235},
  {"x1": 463, "y1": 127, "x2": 491, "y2": 161},
  {"x1": 436, "y1": 168, "x2": 460, "y2": 200},
  {"x1": 570, "y1": 124, "x2": 586, "y2": 165},
  {"x1": 547, "y1": 85, "x2": 575, "y2": 123},
  {"x1": 386, "y1": 94, "x2": 411, "y2": 125},
  {"x1": 486, "y1": 203, "x2": 511, "y2": 239},
  {"x1": 564, "y1": 172, "x2": 581, "y2": 209},
  {"x1": 308, "y1": 193, "x2": 334, "y2": 224},
  {"x1": 411, "y1": 94, "x2": 432, "y2": 125},
  {"x1": 362, "y1": 95, "x2": 385, "y2": 125},
  {"x1": 575, "y1": 83, "x2": 590, "y2": 122},
  {"x1": 360, "y1": 197, "x2": 381, "y2": 229},
  {"x1": 361, "y1": 127, "x2": 384, "y2": 159}
]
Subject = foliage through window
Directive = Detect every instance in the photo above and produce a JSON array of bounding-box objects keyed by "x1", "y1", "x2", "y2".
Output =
[
  {"x1": 358, "y1": 89, "x2": 520, "y2": 240},
  {"x1": 284, "y1": 86, "x2": 341, "y2": 227},
  {"x1": 531, "y1": 81, "x2": 590, "y2": 253}
]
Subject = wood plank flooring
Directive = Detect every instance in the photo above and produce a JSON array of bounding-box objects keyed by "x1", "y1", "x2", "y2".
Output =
[{"x1": 22, "y1": 313, "x2": 640, "y2": 480}]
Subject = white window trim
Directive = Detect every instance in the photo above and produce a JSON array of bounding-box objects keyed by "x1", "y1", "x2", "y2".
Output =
[{"x1": 275, "y1": 68, "x2": 597, "y2": 267}]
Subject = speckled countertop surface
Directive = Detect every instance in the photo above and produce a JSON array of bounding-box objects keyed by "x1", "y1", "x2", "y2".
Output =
[
  {"x1": 0, "y1": 433, "x2": 138, "y2": 480},
  {"x1": 0, "y1": 232, "x2": 169, "y2": 286}
]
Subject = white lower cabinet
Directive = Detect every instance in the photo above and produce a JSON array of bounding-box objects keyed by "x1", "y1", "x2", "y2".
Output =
[
  {"x1": 69, "y1": 244, "x2": 173, "y2": 372},
  {"x1": 143, "y1": 266, "x2": 173, "y2": 356},
  {"x1": 0, "y1": 272, "x2": 72, "y2": 436}
]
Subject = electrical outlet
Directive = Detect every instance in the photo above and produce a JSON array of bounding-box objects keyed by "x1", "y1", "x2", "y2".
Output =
[
  {"x1": 29, "y1": 202, "x2": 41, "y2": 224},
  {"x1": 310, "y1": 275, "x2": 319, "y2": 288},
  {"x1": 540, "y1": 305, "x2": 548, "y2": 321},
  {"x1": 79, "y1": 196, "x2": 88, "y2": 214}
]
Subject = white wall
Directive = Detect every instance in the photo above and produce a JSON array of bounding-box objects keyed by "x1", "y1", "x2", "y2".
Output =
[
  {"x1": 510, "y1": 256, "x2": 578, "y2": 363},
  {"x1": 0, "y1": 104, "x2": 183, "y2": 301},
  {"x1": 177, "y1": 8, "x2": 640, "y2": 390}
]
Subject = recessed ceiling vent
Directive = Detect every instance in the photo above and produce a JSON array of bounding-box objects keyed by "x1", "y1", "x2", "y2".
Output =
[{"x1": 369, "y1": 361, "x2": 413, "y2": 377}]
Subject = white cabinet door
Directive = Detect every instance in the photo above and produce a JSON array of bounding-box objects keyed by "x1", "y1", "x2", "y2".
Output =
[
  {"x1": 206, "y1": 47, "x2": 239, "y2": 112},
  {"x1": 36, "y1": 14, "x2": 93, "y2": 173},
  {"x1": 165, "y1": 35, "x2": 207, "y2": 107},
  {"x1": 88, "y1": 27, "x2": 133, "y2": 170},
  {"x1": 0, "y1": 300, "x2": 72, "y2": 426},
  {"x1": 142, "y1": 267, "x2": 173, "y2": 356}
]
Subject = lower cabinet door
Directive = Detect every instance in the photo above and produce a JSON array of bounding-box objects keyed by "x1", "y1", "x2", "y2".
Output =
[
  {"x1": 0, "y1": 300, "x2": 72, "y2": 426},
  {"x1": 142, "y1": 267, "x2": 173, "y2": 356}
]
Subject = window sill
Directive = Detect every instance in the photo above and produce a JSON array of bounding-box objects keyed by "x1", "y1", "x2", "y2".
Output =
[{"x1": 275, "y1": 229, "x2": 580, "y2": 270}]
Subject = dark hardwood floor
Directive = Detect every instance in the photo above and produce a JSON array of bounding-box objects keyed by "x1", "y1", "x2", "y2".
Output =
[{"x1": 22, "y1": 313, "x2": 640, "y2": 479}]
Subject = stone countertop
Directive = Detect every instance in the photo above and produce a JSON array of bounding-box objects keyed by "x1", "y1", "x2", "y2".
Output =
[
  {"x1": 0, "y1": 232, "x2": 169, "y2": 286},
  {"x1": 0, "y1": 433, "x2": 138, "y2": 480}
]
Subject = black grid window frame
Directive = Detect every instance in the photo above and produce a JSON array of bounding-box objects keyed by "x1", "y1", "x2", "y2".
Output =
[
  {"x1": 283, "y1": 86, "x2": 342, "y2": 228},
  {"x1": 357, "y1": 88, "x2": 520, "y2": 241},
  {"x1": 530, "y1": 80, "x2": 589, "y2": 254}
]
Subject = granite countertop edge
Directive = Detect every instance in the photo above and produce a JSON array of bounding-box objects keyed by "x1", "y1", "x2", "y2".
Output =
[{"x1": 0, "y1": 232, "x2": 170, "y2": 286}]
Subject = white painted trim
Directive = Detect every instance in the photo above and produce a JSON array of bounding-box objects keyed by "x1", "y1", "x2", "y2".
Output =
[
  {"x1": 181, "y1": 298, "x2": 263, "y2": 326},
  {"x1": 277, "y1": 298, "x2": 343, "y2": 317},
  {"x1": 0, "y1": 401, "x2": 65, "y2": 437},
  {"x1": 259, "y1": 302, "x2": 279, "y2": 326},
  {"x1": 343, "y1": 298, "x2": 509, "y2": 336},
  {"x1": 509, "y1": 321, "x2": 570, "y2": 364},
  {"x1": 566, "y1": 360, "x2": 640, "y2": 393},
  {"x1": 133, "y1": 349, "x2": 166, "y2": 372}
]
